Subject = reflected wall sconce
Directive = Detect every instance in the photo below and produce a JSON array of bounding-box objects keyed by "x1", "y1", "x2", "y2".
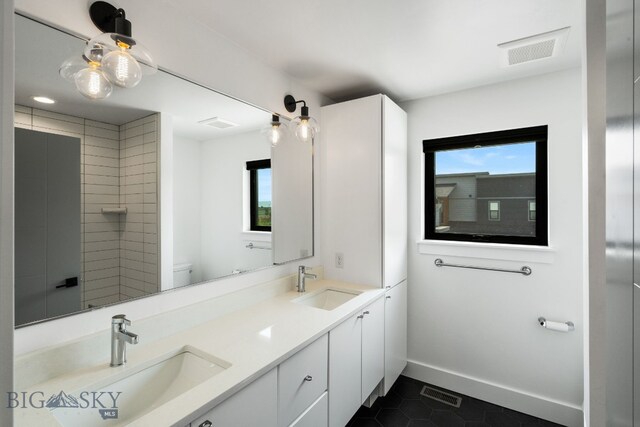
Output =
[
  {"x1": 284, "y1": 95, "x2": 319, "y2": 143},
  {"x1": 60, "y1": 1, "x2": 157, "y2": 99},
  {"x1": 263, "y1": 114, "x2": 288, "y2": 147}
]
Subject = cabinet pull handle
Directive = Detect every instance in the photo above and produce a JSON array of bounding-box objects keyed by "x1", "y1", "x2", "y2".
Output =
[
  {"x1": 199, "y1": 421, "x2": 213, "y2": 427},
  {"x1": 386, "y1": 296, "x2": 391, "y2": 299},
  {"x1": 385, "y1": 286, "x2": 391, "y2": 289},
  {"x1": 304, "y1": 375, "x2": 313, "y2": 382},
  {"x1": 363, "y1": 311, "x2": 370, "y2": 315},
  {"x1": 357, "y1": 315, "x2": 364, "y2": 319}
]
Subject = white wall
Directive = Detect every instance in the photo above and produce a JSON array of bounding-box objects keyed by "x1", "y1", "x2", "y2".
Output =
[
  {"x1": 173, "y1": 136, "x2": 203, "y2": 284},
  {"x1": 13, "y1": 0, "x2": 325, "y2": 355},
  {"x1": 402, "y1": 68, "x2": 584, "y2": 426},
  {"x1": 200, "y1": 131, "x2": 272, "y2": 279},
  {"x1": 0, "y1": 1, "x2": 14, "y2": 424}
]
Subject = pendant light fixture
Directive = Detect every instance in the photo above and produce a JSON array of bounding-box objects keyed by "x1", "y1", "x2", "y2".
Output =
[
  {"x1": 263, "y1": 115, "x2": 288, "y2": 147},
  {"x1": 284, "y1": 95, "x2": 319, "y2": 143},
  {"x1": 59, "y1": 1, "x2": 156, "y2": 99}
]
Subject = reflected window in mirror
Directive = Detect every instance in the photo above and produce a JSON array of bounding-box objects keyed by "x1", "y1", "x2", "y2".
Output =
[{"x1": 247, "y1": 159, "x2": 272, "y2": 232}]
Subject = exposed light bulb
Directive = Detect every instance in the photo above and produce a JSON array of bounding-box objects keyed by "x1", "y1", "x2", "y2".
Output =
[
  {"x1": 283, "y1": 96, "x2": 318, "y2": 142},
  {"x1": 298, "y1": 119, "x2": 309, "y2": 141},
  {"x1": 102, "y1": 48, "x2": 142, "y2": 88},
  {"x1": 74, "y1": 64, "x2": 113, "y2": 99},
  {"x1": 268, "y1": 125, "x2": 282, "y2": 146},
  {"x1": 294, "y1": 116, "x2": 318, "y2": 143},
  {"x1": 263, "y1": 115, "x2": 287, "y2": 147}
]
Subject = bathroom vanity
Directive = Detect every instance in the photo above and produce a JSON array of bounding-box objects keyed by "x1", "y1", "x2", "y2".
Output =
[{"x1": 14, "y1": 275, "x2": 408, "y2": 426}]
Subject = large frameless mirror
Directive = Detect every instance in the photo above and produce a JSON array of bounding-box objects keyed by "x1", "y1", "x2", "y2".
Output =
[{"x1": 14, "y1": 14, "x2": 313, "y2": 327}]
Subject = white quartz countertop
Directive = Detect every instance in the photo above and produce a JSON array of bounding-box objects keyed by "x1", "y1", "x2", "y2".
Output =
[{"x1": 15, "y1": 279, "x2": 385, "y2": 426}]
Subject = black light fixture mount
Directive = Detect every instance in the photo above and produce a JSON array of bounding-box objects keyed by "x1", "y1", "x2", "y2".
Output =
[
  {"x1": 89, "y1": 1, "x2": 133, "y2": 39},
  {"x1": 284, "y1": 94, "x2": 309, "y2": 117}
]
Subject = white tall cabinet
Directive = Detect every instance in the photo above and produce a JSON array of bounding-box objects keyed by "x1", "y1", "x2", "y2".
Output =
[
  {"x1": 321, "y1": 94, "x2": 407, "y2": 289},
  {"x1": 321, "y1": 94, "x2": 408, "y2": 405}
]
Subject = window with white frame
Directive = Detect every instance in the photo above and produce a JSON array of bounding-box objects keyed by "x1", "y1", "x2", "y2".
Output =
[
  {"x1": 528, "y1": 200, "x2": 536, "y2": 221},
  {"x1": 488, "y1": 201, "x2": 500, "y2": 221}
]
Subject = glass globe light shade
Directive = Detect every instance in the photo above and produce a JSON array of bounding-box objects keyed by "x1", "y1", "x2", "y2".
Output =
[
  {"x1": 74, "y1": 65, "x2": 113, "y2": 99},
  {"x1": 85, "y1": 33, "x2": 157, "y2": 75},
  {"x1": 292, "y1": 115, "x2": 319, "y2": 143},
  {"x1": 101, "y1": 48, "x2": 143, "y2": 88},
  {"x1": 59, "y1": 55, "x2": 89, "y2": 82},
  {"x1": 262, "y1": 117, "x2": 288, "y2": 147}
]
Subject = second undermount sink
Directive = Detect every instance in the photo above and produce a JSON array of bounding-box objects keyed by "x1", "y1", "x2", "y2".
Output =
[
  {"x1": 50, "y1": 346, "x2": 230, "y2": 426},
  {"x1": 294, "y1": 288, "x2": 361, "y2": 311}
]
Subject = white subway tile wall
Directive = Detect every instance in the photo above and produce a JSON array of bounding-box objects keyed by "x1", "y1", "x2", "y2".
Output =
[
  {"x1": 119, "y1": 115, "x2": 159, "y2": 300},
  {"x1": 14, "y1": 106, "x2": 160, "y2": 309}
]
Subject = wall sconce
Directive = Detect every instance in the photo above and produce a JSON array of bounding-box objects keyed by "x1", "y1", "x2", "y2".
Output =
[
  {"x1": 284, "y1": 95, "x2": 319, "y2": 143},
  {"x1": 263, "y1": 114, "x2": 288, "y2": 147},
  {"x1": 59, "y1": 1, "x2": 156, "y2": 99}
]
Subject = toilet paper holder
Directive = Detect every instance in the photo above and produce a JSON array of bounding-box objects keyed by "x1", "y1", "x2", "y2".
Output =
[{"x1": 538, "y1": 317, "x2": 575, "y2": 332}]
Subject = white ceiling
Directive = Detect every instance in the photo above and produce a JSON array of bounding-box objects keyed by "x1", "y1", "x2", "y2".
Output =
[{"x1": 167, "y1": 0, "x2": 583, "y2": 102}]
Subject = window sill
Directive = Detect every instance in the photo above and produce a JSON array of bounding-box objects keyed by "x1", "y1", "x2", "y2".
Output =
[
  {"x1": 242, "y1": 231, "x2": 272, "y2": 242},
  {"x1": 416, "y1": 239, "x2": 555, "y2": 264}
]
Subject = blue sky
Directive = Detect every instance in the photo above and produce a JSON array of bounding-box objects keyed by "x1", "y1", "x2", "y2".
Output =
[
  {"x1": 258, "y1": 168, "x2": 272, "y2": 203},
  {"x1": 435, "y1": 142, "x2": 536, "y2": 175}
]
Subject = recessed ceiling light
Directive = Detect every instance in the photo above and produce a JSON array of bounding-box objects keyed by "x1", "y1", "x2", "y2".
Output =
[{"x1": 32, "y1": 96, "x2": 56, "y2": 104}]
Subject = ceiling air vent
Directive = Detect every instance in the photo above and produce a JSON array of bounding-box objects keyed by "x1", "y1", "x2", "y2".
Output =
[
  {"x1": 498, "y1": 27, "x2": 570, "y2": 67},
  {"x1": 198, "y1": 117, "x2": 238, "y2": 129}
]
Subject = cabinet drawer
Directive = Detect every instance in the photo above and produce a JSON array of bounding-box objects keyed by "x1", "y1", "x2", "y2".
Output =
[
  {"x1": 278, "y1": 334, "x2": 328, "y2": 427},
  {"x1": 289, "y1": 392, "x2": 328, "y2": 427},
  {"x1": 190, "y1": 368, "x2": 277, "y2": 427}
]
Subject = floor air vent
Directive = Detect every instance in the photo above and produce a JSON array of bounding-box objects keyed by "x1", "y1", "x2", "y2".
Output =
[{"x1": 420, "y1": 385, "x2": 462, "y2": 408}]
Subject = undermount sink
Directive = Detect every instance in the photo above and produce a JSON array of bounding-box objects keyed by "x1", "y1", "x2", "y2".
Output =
[
  {"x1": 294, "y1": 288, "x2": 361, "y2": 311},
  {"x1": 50, "y1": 346, "x2": 230, "y2": 426}
]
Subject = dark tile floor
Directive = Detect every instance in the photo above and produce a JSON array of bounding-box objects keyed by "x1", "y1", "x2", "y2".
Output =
[{"x1": 347, "y1": 376, "x2": 565, "y2": 427}]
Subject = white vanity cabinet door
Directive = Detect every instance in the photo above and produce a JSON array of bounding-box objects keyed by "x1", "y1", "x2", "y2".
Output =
[
  {"x1": 361, "y1": 297, "x2": 385, "y2": 401},
  {"x1": 278, "y1": 334, "x2": 328, "y2": 427},
  {"x1": 383, "y1": 280, "x2": 407, "y2": 395},
  {"x1": 190, "y1": 368, "x2": 277, "y2": 427},
  {"x1": 289, "y1": 392, "x2": 328, "y2": 427},
  {"x1": 328, "y1": 312, "x2": 363, "y2": 427}
]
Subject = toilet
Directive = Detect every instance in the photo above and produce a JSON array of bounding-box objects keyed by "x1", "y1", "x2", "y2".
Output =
[{"x1": 173, "y1": 263, "x2": 193, "y2": 288}]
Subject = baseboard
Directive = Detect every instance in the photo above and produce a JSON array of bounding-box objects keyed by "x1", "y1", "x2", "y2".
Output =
[{"x1": 404, "y1": 360, "x2": 583, "y2": 427}]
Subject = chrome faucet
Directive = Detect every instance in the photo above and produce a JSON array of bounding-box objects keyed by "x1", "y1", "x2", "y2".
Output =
[
  {"x1": 297, "y1": 266, "x2": 317, "y2": 293},
  {"x1": 110, "y1": 314, "x2": 139, "y2": 367}
]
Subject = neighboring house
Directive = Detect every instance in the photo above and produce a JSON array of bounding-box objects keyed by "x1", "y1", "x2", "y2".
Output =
[{"x1": 435, "y1": 172, "x2": 536, "y2": 236}]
